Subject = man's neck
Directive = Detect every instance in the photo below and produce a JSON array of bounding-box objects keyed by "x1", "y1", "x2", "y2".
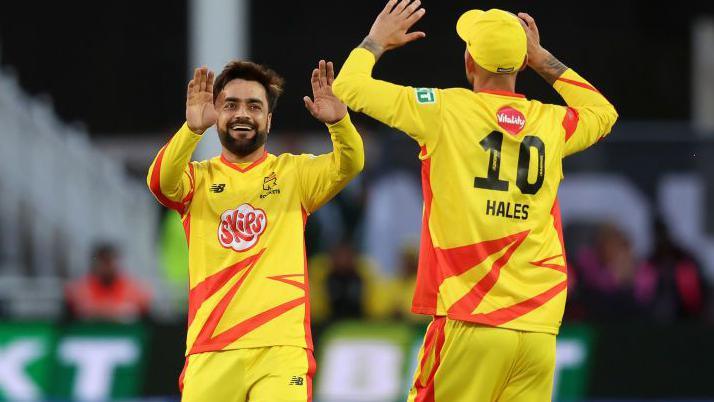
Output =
[
  {"x1": 222, "y1": 146, "x2": 266, "y2": 164},
  {"x1": 472, "y1": 74, "x2": 518, "y2": 94}
]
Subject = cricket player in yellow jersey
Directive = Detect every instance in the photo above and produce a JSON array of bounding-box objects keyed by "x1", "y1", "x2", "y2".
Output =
[
  {"x1": 147, "y1": 58, "x2": 363, "y2": 402},
  {"x1": 333, "y1": 1, "x2": 618, "y2": 401}
]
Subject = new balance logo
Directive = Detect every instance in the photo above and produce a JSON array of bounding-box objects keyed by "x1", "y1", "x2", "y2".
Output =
[
  {"x1": 210, "y1": 184, "x2": 226, "y2": 193},
  {"x1": 288, "y1": 376, "x2": 304, "y2": 386}
]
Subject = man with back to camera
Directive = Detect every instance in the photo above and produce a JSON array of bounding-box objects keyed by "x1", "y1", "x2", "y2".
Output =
[
  {"x1": 332, "y1": 1, "x2": 618, "y2": 400},
  {"x1": 147, "y1": 58, "x2": 363, "y2": 401}
]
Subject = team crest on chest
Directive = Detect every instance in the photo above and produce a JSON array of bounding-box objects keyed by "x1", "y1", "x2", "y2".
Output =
[
  {"x1": 218, "y1": 203, "x2": 267, "y2": 252},
  {"x1": 260, "y1": 172, "x2": 281, "y2": 199}
]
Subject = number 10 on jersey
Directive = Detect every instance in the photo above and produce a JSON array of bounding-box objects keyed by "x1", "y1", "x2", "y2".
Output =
[{"x1": 474, "y1": 131, "x2": 545, "y2": 195}]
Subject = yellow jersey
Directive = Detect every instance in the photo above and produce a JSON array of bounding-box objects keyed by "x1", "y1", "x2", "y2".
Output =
[
  {"x1": 333, "y1": 48, "x2": 617, "y2": 334},
  {"x1": 147, "y1": 114, "x2": 363, "y2": 354}
]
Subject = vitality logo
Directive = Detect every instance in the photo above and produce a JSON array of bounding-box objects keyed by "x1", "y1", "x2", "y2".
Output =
[{"x1": 496, "y1": 106, "x2": 526, "y2": 135}]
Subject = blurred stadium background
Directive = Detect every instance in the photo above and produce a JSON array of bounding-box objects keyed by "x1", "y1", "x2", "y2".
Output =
[{"x1": 1, "y1": 0, "x2": 714, "y2": 401}]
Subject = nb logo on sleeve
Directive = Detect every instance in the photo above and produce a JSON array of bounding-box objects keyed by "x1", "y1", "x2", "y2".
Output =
[
  {"x1": 415, "y1": 88, "x2": 436, "y2": 104},
  {"x1": 288, "y1": 376, "x2": 304, "y2": 386}
]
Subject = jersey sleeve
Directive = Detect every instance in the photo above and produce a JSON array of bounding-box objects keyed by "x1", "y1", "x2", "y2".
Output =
[
  {"x1": 296, "y1": 113, "x2": 365, "y2": 213},
  {"x1": 332, "y1": 47, "x2": 443, "y2": 148},
  {"x1": 553, "y1": 69, "x2": 619, "y2": 157},
  {"x1": 146, "y1": 122, "x2": 201, "y2": 215}
]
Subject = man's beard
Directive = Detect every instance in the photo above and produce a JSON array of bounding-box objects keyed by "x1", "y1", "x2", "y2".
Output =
[{"x1": 217, "y1": 118, "x2": 268, "y2": 157}]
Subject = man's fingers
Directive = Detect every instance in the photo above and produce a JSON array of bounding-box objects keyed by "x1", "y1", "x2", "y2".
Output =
[
  {"x1": 303, "y1": 96, "x2": 317, "y2": 116},
  {"x1": 381, "y1": 0, "x2": 398, "y2": 15},
  {"x1": 392, "y1": 0, "x2": 410, "y2": 15},
  {"x1": 326, "y1": 62, "x2": 335, "y2": 86},
  {"x1": 518, "y1": 12, "x2": 538, "y2": 32},
  {"x1": 405, "y1": 31, "x2": 426, "y2": 44},
  {"x1": 405, "y1": 7, "x2": 426, "y2": 27},
  {"x1": 207, "y1": 70, "x2": 215, "y2": 94},
  {"x1": 318, "y1": 60, "x2": 328, "y2": 88},
  {"x1": 199, "y1": 67, "x2": 209, "y2": 92},
  {"x1": 310, "y1": 68, "x2": 321, "y2": 94},
  {"x1": 187, "y1": 80, "x2": 195, "y2": 97},
  {"x1": 401, "y1": 0, "x2": 420, "y2": 16}
]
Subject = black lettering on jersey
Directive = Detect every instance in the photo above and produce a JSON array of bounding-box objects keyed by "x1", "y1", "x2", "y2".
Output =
[
  {"x1": 496, "y1": 201, "x2": 506, "y2": 216},
  {"x1": 486, "y1": 199, "x2": 529, "y2": 220},
  {"x1": 259, "y1": 189, "x2": 281, "y2": 199},
  {"x1": 486, "y1": 200, "x2": 497, "y2": 216}
]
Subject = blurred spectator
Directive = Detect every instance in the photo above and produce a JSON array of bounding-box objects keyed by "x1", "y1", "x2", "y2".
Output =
[
  {"x1": 384, "y1": 241, "x2": 431, "y2": 324},
  {"x1": 634, "y1": 219, "x2": 708, "y2": 321},
  {"x1": 65, "y1": 243, "x2": 151, "y2": 322},
  {"x1": 309, "y1": 241, "x2": 386, "y2": 323},
  {"x1": 570, "y1": 223, "x2": 644, "y2": 321},
  {"x1": 364, "y1": 171, "x2": 422, "y2": 278},
  {"x1": 324, "y1": 242, "x2": 364, "y2": 320}
]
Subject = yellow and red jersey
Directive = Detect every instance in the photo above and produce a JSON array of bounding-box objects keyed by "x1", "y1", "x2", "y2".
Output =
[
  {"x1": 147, "y1": 114, "x2": 363, "y2": 355},
  {"x1": 334, "y1": 48, "x2": 617, "y2": 334}
]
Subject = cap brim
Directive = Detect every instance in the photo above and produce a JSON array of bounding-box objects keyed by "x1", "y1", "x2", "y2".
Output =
[{"x1": 456, "y1": 9, "x2": 484, "y2": 42}]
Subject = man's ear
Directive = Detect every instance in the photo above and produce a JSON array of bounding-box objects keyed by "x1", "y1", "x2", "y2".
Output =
[
  {"x1": 464, "y1": 48, "x2": 476, "y2": 75},
  {"x1": 267, "y1": 113, "x2": 272, "y2": 133}
]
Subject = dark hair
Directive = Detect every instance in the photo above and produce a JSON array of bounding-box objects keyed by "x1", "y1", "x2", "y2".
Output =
[
  {"x1": 92, "y1": 242, "x2": 118, "y2": 261},
  {"x1": 213, "y1": 60, "x2": 285, "y2": 112}
]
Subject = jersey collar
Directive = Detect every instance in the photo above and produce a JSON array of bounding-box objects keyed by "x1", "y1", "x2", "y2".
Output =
[
  {"x1": 478, "y1": 89, "x2": 526, "y2": 99},
  {"x1": 220, "y1": 151, "x2": 268, "y2": 173}
]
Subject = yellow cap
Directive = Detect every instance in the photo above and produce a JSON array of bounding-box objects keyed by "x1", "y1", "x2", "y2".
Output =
[{"x1": 456, "y1": 9, "x2": 527, "y2": 74}]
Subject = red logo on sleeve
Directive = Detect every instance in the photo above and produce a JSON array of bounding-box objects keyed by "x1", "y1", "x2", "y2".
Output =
[
  {"x1": 497, "y1": 106, "x2": 526, "y2": 135},
  {"x1": 218, "y1": 204, "x2": 267, "y2": 252}
]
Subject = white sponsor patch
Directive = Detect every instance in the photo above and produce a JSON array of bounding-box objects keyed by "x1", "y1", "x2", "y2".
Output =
[{"x1": 218, "y1": 203, "x2": 267, "y2": 252}]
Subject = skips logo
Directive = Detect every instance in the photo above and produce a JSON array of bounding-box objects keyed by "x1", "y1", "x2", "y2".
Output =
[
  {"x1": 218, "y1": 203, "x2": 267, "y2": 252},
  {"x1": 496, "y1": 106, "x2": 526, "y2": 135}
]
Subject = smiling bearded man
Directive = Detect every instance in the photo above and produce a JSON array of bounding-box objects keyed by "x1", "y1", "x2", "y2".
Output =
[{"x1": 147, "y1": 59, "x2": 364, "y2": 402}]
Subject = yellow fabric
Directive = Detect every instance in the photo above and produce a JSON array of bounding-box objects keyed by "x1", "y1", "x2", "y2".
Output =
[
  {"x1": 456, "y1": 9, "x2": 527, "y2": 74},
  {"x1": 333, "y1": 48, "x2": 617, "y2": 335},
  {"x1": 407, "y1": 318, "x2": 555, "y2": 402},
  {"x1": 182, "y1": 346, "x2": 315, "y2": 402},
  {"x1": 147, "y1": 114, "x2": 363, "y2": 355}
]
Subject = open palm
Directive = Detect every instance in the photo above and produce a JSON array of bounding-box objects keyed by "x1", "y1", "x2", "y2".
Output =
[
  {"x1": 303, "y1": 60, "x2": 347, "y2": 125},
  {"x1": 186, "y1": 67, "x2": 218, "y2": 134}
]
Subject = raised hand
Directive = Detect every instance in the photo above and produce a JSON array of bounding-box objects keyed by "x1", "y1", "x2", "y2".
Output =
[
  {"x1": 517, "y1": 13, "x2": 546, "y2": 68},
  {"x1": 361, "y1": 0, "x2": 426, "y2": 59},
  {"x1": 303, "y1": 60, "x2": 348, "y2": 125},
  {"x1": 186, "y1": 67, "x2": 218, "y2": 134},
  {"x1": 517, "y1": 12, "x2": 567, "y2": 84}
]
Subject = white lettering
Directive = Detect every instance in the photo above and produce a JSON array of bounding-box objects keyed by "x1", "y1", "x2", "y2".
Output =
[
  {"x1": 59, "y1": 338, "x2": 139, "y2": 401},
  {"x1": 318, "y1": 340, "x2": 404, "y2": 401},
  {"x1": 0, "y1": 339, "x2": 45, "y2": 399},
  {"x1": 497, "y1": 113, "x2": 526, "y2": 128}
]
